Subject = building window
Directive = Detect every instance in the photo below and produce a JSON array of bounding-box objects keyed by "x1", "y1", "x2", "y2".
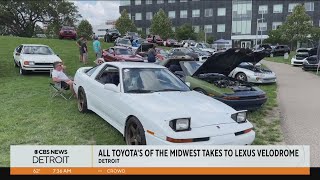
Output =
[
  {"x1": 137, "y1": 27, "x2": 142, "y2": 32},
  {"x1": 204, "y1": 25, "x2": 212, "y2": 33},
  {"x1": 259, "y1": 5, "x2": 268, "y2": 14},
  {"x1": 273, "y1": 4, "x2": 283, "y2": 13},
  {"x1": 157, "y1": 0, "x2": 164, "y2": 4},
  {"x1": 172, "y1": 27, "x2": 176, "y2": 32},
  {"x1": 192, "y1": 9, "x2": 200, "y2": 17},
  {"x1": 135, "y1": 0, "x2": 141, "y2": 5},
  {"x1": 217, "y1": 24, "x2": 225, "y2": 32},
  {"x1": 272, "y1": 22, "x2": 282, "y2": 30},
  {"x1": 258, "y1": 22, "x2": 267, "y2": 31},
  {"x1": 180, "y1": 10, "x2": 188, "y2": 18},
  {"x1": 180, "y1": 0, "x2": 187, "y2": 2},
  {"x1": 304, "y1": 2, "x2": 314, "y2": 12},
  {"x1": 289, "y1": 3, "x2": 299, "y2": 12},
  {"x1": 217, "y1": 8, "x2": 226, "y2": 16},
  {"x1": 146, "y1": 0, "x2": 152, "y2": 5},
  {"x1": 193, "y1": 26, "x2": 200, "y2": 33},
  {"x1": 120, "y1": 0, "x2": 130, "y2": 6},
  {"x1": 135, "y1": 13, "x2": 142, "y2": 20},
  {"x1": 205, "y1": 8, "x2": 213, "y2": 17},
  {"x1": 168, "y1": 11, "x2": 176, "y2": 19},
  {"x1": 146, "y1": 12, "x2": 153, "y2": 20},
  {"x1": 146, "y1": 28, "x2": 150, "y2": 35},
  {"x1": 168, "y1": 0, "x2": 175, "y2": 3}
]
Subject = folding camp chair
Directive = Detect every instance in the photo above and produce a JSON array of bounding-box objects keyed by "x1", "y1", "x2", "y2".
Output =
[{"x1": 49, "y1": 81, "x2": 73, "y2": 100}]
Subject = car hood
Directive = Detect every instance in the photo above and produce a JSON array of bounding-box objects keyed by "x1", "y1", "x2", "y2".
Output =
[
  {"x1": 125, "y1": 91, "x2": 236, "y2": 128},
  {"x1": 136, "y1": 43, "x2": 154, "y2": 52},
  {"x1": 193, "y1": 48, "x2": 268, "y2": 76},
  {"x1": 21, "y1": 54, "x2": 61, "y2": 63}
]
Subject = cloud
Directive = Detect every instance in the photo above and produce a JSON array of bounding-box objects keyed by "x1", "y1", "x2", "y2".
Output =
[{"x1": 73, "y1": 1, "x2": 120, "y2": 26}]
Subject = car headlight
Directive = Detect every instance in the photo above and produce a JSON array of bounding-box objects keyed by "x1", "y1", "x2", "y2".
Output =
[
  {"x1": 231, "y1": 111, "x2": 247, "y2": 123},
  {"x1": 23, "y1": 61, "x2": 35, "y2": 65},
  {"x1": 169, "y1": 118, "x2": 191, "y2": 132}
]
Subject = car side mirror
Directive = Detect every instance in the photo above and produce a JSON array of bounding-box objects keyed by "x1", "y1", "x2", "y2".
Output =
[
  {"x1": 185, "y1": 82, "x2": 191, "y2": 87},
  {"x1": 15, "y1": 52, "x2": 20, "y2": 56},
  {"x1": 56, "y1": 54, "x2": 59, "y2": 57},
  {"x1": 104, "y1": 84, "x2": 120, "y2": 93}
]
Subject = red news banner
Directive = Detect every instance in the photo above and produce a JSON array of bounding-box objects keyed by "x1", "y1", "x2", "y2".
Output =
[{"x1": 10, "y1": 145, "x2": 310, "y2": 175}]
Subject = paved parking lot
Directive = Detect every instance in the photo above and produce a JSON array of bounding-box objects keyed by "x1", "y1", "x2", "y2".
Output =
[{"x1": 263, "y1": 60, "x2": 320, "y2": 167}]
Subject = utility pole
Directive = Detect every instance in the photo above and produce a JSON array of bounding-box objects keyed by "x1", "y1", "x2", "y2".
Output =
[{"x1": 261, "y1": 12, "x2": 264, "y2": 45}]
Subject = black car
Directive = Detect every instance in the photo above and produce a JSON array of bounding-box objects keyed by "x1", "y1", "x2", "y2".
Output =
[
  {"x1": 303, "y1": 55, "x2": 319, "y2": 71},
  {"x1": 168, "y1": 48, "x2": 199, "y2": 61},
  {"x1": 104, "y1": 29, "x2": 121, "y2": 42},
  {"x1": 270, "y1": 45, "x2": 291, "y2": 57}
]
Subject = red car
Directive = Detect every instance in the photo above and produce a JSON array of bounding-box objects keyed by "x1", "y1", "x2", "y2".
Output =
[
  {"x1": 155, "y1": 48, "x2": 169, "y2": 61},
  {"x1": 146, "y1": 35, "x2": 164, "y2": 46},
  {"x1": 102, "y1": 46, "x2": 144, "y2": 62},
  {"x1": 59, "y1": 26, "x2": 77, "y2": 40}
]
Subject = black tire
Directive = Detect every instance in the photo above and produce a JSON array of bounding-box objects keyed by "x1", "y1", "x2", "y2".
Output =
[
  {"x1": 78, "y1": 87, "x2": 88, "y2": 113},
  {"x1": 235, "y1": 72, "x2": 247, "y2": 82},
  {"x1": 125, "y1": 117, "x2": 146, "y2": 145},
  {"x1": 194, "y1": 88, "x2": 208, "y2": 95},
  {"x1": 19, "y1": 64, "x2": 27, "y2": 75}
]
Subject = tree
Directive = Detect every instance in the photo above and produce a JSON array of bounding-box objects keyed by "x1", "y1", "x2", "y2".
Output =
[
  {"x1": 207, "y1": 35, "x2": 215, "y2": 44},
  {"x1": 77, "y1": 20, "x2": 93, "y2": 39},
  {"x1": 281, "y1": 4, "x2": 313, "y2": 47},
  {"x1": 197, "y1": 28, "x2": 205, "y2": 42},
  {"x1": 0, "y1": 0, "x2": 80, "y2": 37},
  {"x1": 115, "y1": 9, "x2": 137, "y2": 35},
  {"x1": 264, "y1": 26, "x2": 289, "y2": 45},
  {"x1": 150, "y1": 9, "x2": 173, "y2": 39},
  {"x1": 175, "y1": 23, "x2": 196, "y2": 41},
  {"x1": 34, "y1": 25, "x2": 44, "y2": 35},
  {"x1": 310, "y1": 27, "x2": 320, "y2": 45}
]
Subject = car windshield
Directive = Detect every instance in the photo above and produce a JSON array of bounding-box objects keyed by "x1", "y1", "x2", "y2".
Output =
[
  {"x1": 181, "y1": 61, "x2": 203, "y2": 75},
  {"x1": 297, "y1": 49, "x2": 309, "y2": 53},
  {"x1": 109, "y1": 29, "x2": 119, "y2": 33},
  {"x1": 118, "y1": 39, "x2": 131, "y2": 45},
  {"x1": 202, "y1": 43, "x2": 211, "y2": 48},
  {"x1": 158, "y1": 49, "x2": 169, "y2": 55},
  {"x1": 181, "y1": 48, "x2": 192, "y2": 53},
  {"x1": 122, "y1": 68, "x2": 190, "y2": 93},
  {"x1": 115, "y1": 48, "x2": 133, "y2": 55},
  {"x1": 62, "y1": 27, "x2": 74, "y2": 30},
  {"x1": 23, "y1": 46, "x2": 54, "y2": 55}
]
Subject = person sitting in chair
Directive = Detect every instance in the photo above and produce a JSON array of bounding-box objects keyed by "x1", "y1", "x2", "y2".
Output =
[{"x1": 52, "y1": 61, "x2": 75, "y2": 96}]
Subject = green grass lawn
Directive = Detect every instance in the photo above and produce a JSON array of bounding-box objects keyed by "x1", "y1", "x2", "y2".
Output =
[
  {"x1": 264, "y1": 53, "x2": 295, "y2": 65},
  {"x1": 0, "y1": 36, "x2": 281, "y2": 166}
]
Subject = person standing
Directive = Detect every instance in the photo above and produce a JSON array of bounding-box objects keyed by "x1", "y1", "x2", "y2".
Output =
[
  {"x1": 93, "y1": 36, "x2": 102, "y2": 58},
  {"x1": 147, "y1": 44, "x2": 157, "y2": 63},
  {"x1": 76, "y1": 35, "x2": 84, "y2": 62},
  {"x1": 81, "y1": 38, "x2": 88, "y2": 65}
]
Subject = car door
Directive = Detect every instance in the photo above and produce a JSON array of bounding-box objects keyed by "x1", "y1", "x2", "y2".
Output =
[
  {"x1": 13, "y1": 45, "x2": 23, "y2": 64},
  {"x1": 93, "y1": 65, "x2": 124, "y2": 131}
]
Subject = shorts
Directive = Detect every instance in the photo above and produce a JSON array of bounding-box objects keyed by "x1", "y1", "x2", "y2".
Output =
[{"x1": 79, "y1": 47, "x2": 83, "y2": 55}]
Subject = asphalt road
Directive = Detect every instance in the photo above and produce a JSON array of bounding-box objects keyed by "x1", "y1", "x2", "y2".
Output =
[{"x1": 263, "y1": 60, "x2": 320, "y2": 167}]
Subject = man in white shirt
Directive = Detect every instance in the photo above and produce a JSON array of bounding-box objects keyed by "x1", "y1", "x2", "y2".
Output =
[{"x1": 52, "y1": 61, "x2": 75, "y2": 95}]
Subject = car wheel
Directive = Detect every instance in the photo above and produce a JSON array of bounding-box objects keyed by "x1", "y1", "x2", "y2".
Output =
[
  {"x1": 235, "y1": 72, "x2": 247, "y2": 82},
  {"x1": 125, "y1": 117, "x2": 146, "y2": 145},
  {"x1": 19, "y1": 64, "x2": 27, "y2": 75},
  {"x1": 194, "y1": 88, "x2": 208, "y2": 95},
  {"x1": 78, "y1": 87, "x2": 88, "y2": 113}
]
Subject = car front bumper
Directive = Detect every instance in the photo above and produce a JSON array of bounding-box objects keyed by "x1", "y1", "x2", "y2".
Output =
[
  {"x1": 247, "y1": 75, "x2": 277, "y2": 84},
  {"x1": 146, "y1": 129, "x2": 255, "y2": 145},
  {"x1": 291, "y1": 58, "x2": 305, "y2": 66},
  {"x1": 22, "y1": 65, "x2": 53, "y2": 72},
  {"x1": 303, "y1": 64, "x2": 319, "y2": 70},
  {"x1": 214, "y1": 96, "x2": 267, "y2": 111}
]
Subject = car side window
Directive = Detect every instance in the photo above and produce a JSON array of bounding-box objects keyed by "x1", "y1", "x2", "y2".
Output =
[
  {"x1": 95, "y1": 66, "x2": 120, "y2": 86},
  {"x1": 16, "y1": 45, "x2": 23, "y2": 53},
  {"x1": 85, "y1": 66, "x2": 100, "y2": 77}
]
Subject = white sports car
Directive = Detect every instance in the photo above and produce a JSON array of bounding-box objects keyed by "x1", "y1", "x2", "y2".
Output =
[
  {"x1": 291, "y1": 48, "x2": 311, "y2": 66},
  {"x1": 229, "y1": 63, "x2": 277, "y2": 84},
  {"x1": 73, "y1": 62, "x2": 255, "y2": 145},
  {"x1": 13, "y1": 44, "x2": 62, "y2": 75}
]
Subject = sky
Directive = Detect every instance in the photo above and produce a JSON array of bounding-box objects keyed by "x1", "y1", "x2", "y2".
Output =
[{"x1": 72, "y1": 0, "x2": 121, "y2": 26}]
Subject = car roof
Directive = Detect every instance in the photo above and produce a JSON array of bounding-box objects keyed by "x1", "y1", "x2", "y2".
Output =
[
  {"x1": 21, "y1": 44, "x2": 49, "y2": 47},
  {"x1": 103, "y1": 62, "x2": 166, "y2": 69},
  {"x1": 112, "y1": 46, "x2": 130, "y2": 49}
]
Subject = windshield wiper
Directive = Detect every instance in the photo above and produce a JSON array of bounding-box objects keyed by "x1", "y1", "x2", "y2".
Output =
[
  {"x1": 154, "y1": 89, "x2": 184, "y2": 92},
  {"x1": 126, "y1": 89, "x2": 154, "y2": 93}
]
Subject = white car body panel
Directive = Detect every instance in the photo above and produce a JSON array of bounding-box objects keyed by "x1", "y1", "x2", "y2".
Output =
[
  {"x1": 229, "y1": 66, "x2": 277, "y2": 84},
  {"x1": 74, "y1": 62, "x2": 255, "y2": 145}
]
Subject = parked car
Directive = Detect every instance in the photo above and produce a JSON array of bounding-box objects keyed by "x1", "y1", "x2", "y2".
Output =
[
  {"x1": 181, "y1": 40, "x2": 196, "y2": 47},
  {"x1": 146, "y1": 35, "x2": 164, "y2": 46},
  {"x1": 161, "y1": 48, "x2": 268, "y2": 110},
  {"x1": 59, "y1": 26, "x2": 77, "y2": 40},
  {"x1": 155, "y1": 48, "x2": 169, "y2": 61},
  {"x1": 134, "y1": 42, "x2": 155, "y2": 60},
  {"x1": 13, "y1": 44, "x2": 62, "y2": 75},
  {"x1": 303, "y1": 55, "x2": 319, "y2": 71},
  {"x1": 114, "y1": 38, "x2": 132, "y2": 48},
  {"x1": 194, "y1": 43, "x2": 216, "y2": 54},
  {"x1": 187, "y1": 47, "x2": 211, "y2": 62},
  {"x1": 291, "y1": 48, "x2": 311, "y2": 66},
  {"x1": 168, "y1": 48, "x2": 199, "y2": 61},
  {"x1": 229, "y1": 62, "x2": 277, "y2": 84},
  {"x1": 104, "y1": 29, "x2": 121, "y2": 42},
  {"x1": 73, "y1": 62, "x2": 255, "y2": 145},
  {"x1": 164, "y1": 39, "x2": 179, "y2": 47},
  {"x1": 125, "y1": 32, "x2": 140, "y2": 42},
  {"x1": 101, "y1": 46, "x2": 143, "y2": 62},
  {"x1": 132, "y1": 38, "x2": 147, "y2": 48},
  {"x1": 270, "y1": 45, "x2": 290, "y2": 57}
]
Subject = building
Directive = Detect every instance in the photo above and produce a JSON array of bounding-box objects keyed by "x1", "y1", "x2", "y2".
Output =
[
  {"x1": 92, "y1": 20, "x2": 116, "y2": 39},
  {"x1": 119, "y1": 0, "x2": 320, "y2": 48}
]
